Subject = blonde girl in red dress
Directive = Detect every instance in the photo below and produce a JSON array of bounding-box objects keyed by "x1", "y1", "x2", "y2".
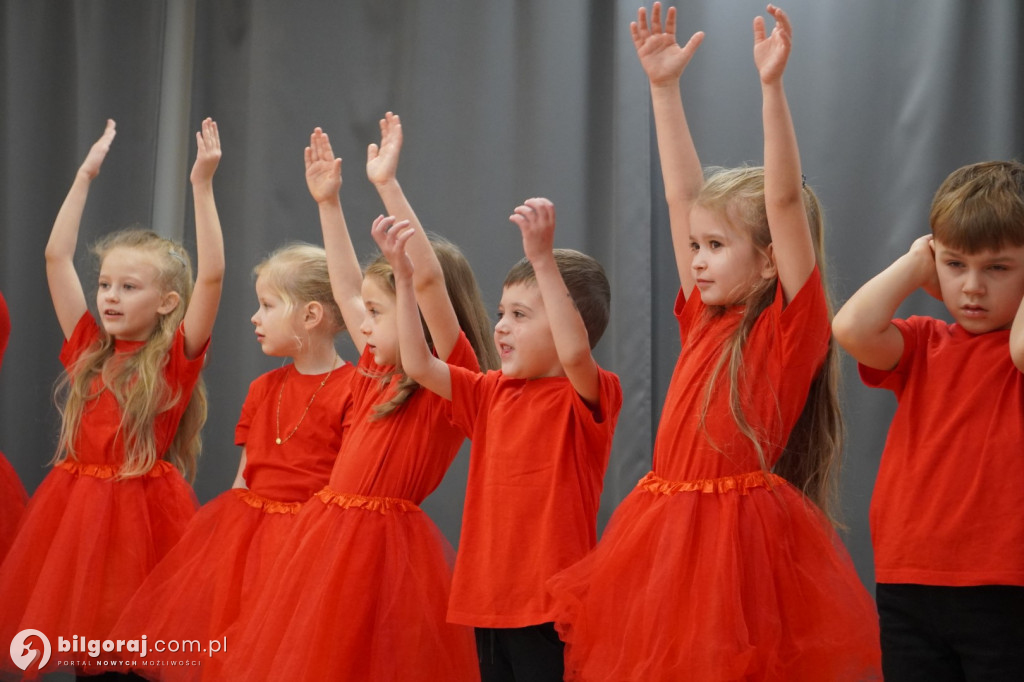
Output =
[
  {"x1": 213, "y1": 118, "x2": 493, "y2": 681},
  {"x1": 548, "y1": 6, "x2": 881, "y2": 681},
  {"x1": 0, "y1": 291, "x2": 29, "y2": 565},
  {"x1": 110, "y1": 243, "x2": 356, "y2": 680},
  {"x1": 0, "y1": 117, "x2": 224, "y2": 680}
]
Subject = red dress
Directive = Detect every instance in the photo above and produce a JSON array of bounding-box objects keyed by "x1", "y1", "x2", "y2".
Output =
[
  {"x1": 0, "y1": 313, "x2": 206, "y2": 679},
  {"x1": 212, "y1": 335, "x2": 481, "y2": 682},
  {"x1": 110, "y1": 362, "x2": 355, "y2": 680},
  {"x1": 0, "y1": 291, "x2": 28, "y2": 564},
  {"x1": 548, "y1": 270, "x2": 881, "y2": 682}
]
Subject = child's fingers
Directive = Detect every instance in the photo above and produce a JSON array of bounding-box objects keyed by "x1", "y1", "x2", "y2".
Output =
[
  {"x1": 650, "y1": 2, "x2": 663, "y2": 34},
  {"x1": 367, "y1": 143, "x2": 379, "y2": 163},
  {"x1": 753, "y1": 15, "x2": 766, "y2": 42},
  {"x1": 663, "y1": 5, "x2": 677, "y2": 37}
]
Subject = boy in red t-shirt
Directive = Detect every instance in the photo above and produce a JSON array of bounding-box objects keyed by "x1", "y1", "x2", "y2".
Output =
[
  {"x1": 377, "y1": 196, "x2": 622, "y2": 682},
  {"x1": 833, "y1": 160, "x2": 1024, "y2": 680}
]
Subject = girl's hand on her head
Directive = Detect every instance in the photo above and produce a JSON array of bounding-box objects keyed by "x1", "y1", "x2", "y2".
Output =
[
  {"x1": 509, "y1": 197, "x2": 556, "y2": 263},
  {"x1": 305, "y1": 127, "x2": 343, "y2": 203},
  {"x1": 78, "y1": 119, "x2": 117, "y2": 179},
  {"x1": 370, "y1": 214, "x2": 415, "y2": 280},
  {"x1": 631, "y1": 3, "x2": 704, "y2": 88},
  {"x1": 190, "y1": 118, "x2": 222, "y2": 185},
  {"x1": 366, "y1": 112, "x2": 403, "y2": 188},
  {"x1": 753, "y1": 4, "x2": 792, "y2": 85}
]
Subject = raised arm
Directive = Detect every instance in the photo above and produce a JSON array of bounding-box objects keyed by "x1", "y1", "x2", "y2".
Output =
[
  {"x1": 366, "y1": 112, "x2": 460, "y2": 361},
  {"x1": 306, "y1": 127, "x2": 366, "y2": 355},
  {"x1": 510, "y1": 198, "x2": 600, "y2": 404},
  {"x1": 370, "y1": 216, "x2": 454, "y2": 399},
  {"x1": 631, "y1": 3, "x2": 705, "y2": 295},
  {"x1": 1011, "y1": 289, "x2": 1024, "y2": 372},
  {"x1": 181, "y1": 117, "x2": 225, "y2": 359},
  {"x1": 45, "y1": 119, "x2": 117, "y2": 339},
  {"x1": 754, "y1": 5, "x2": 816, "y2": 302},
  {"x1": 832, "y1": 235, "x2": 939, "y2": 371}
]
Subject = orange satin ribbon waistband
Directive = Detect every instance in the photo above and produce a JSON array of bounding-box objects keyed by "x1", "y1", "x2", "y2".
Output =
[
  {"x1": 637, "y1": 469, "x2": 783, "y2": 495},
  {"x1": 57, "y1": 459, "x2": 176, "y2": 479},
  {"x1": 233, "y1": 488, "x2": 304, "y2": 514},
  {"x1": 315, "y1": 487, "x2": 421, "y2": 514}
]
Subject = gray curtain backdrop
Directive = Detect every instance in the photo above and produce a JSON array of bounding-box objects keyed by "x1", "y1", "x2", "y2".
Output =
[{"x1": 1, "y1": 1, "x2": 1021, "y2": 595}]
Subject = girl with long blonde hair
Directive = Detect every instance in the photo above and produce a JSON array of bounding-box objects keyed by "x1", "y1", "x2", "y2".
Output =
[
  {"x1": 0, "y1": 118, "x2": 224, "y2": 680},
  {"x1": 548, "y1": 6, "x2": 881, "y2": 681}
]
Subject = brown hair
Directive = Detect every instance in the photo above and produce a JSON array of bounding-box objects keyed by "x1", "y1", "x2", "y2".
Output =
[
  {"x1": 503, "y1": 249, "x2": 611, "y2": 349},
  {"x1": 54, "y1": 228, "x2": 207, "y2": 482},
  {"x1": 364, "y1": 234, "x2": 497, "y2": 418},
  {"x1": 695, "y1": 166, "x2": 844, "y2": 525},
  {"x1": 930, "y1": 160, "x2": 1024, "y2": 252}
]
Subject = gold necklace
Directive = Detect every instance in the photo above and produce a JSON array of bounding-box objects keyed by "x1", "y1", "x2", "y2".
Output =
[{"x1": 275, "y1": 357, "x2": 338, "y2": 445}]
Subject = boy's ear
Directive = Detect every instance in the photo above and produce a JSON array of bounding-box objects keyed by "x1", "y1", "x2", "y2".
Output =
[
  {"x1": 760, "y1": 243, "x2": 778, "y2": 280},
  {"x1": 303, "y1": 301, "x2": 325, "y2": 329},
  {"x1": 158, "y1": 291, "x2": 181, "y2": 315}
]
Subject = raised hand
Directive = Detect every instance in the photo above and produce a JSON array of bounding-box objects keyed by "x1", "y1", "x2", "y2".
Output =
[
  {"x1": 366, "y1": 112, "x2": 403, "y2": 188},
  {"x1": 509, "y1": 197, "x2": 557, "y2": 264},
  {"x1": 753, "y1": 4, "x2": 792, "y2": 85},
  {"x1": 78, "y1": 119, "x2": 117, "y2": 179},
  {"x1": 190, "y1": 118, "x2": 222, "y2": 185},
  {"x1": 370, "y1": 215, "x2": 415, "y2": 280},
  {"x1": 305, "y1": 127, "x2": 343, "y2": 203},
  {"x1": 631, "y1": 2, "x2": 704, "y2": 87}
]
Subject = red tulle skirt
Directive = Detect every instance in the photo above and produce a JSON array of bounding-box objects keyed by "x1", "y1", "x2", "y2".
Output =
[
  {"x1": 210, "y1": 488, "x2": 479, "y2": 682},
  {"x1": 548, "y1": 471, "x2": 882, "y2": 682},
  {"x1": 0, "y1": 460, "x2": 197, "y2": 679},
  {"x1": 110, "y1": 488, "x2": 305, "y2": 681},
  {"x1": 0, "y1": 453, "x2": 27, "y2": 563}
]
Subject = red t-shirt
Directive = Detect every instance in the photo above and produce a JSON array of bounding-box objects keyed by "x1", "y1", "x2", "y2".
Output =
[
  {"x1": 861, "y1": 316, "x2": 1024, "y2": 586},
  {"x1": 653, "y1": 268, "x2": 829, "y2": 480},
  {"x1": 446, "y1": 367, "x2": 623, "y2": 628},
  {"x1": 326, "y1": 332, "x2": 478, "y2": 503},
  {"x1": 59, "y1": 312, "x2": 208, "y2": 468},
  {"x1": 235, "y1": 362, "x2": 355, "y2": 502}
]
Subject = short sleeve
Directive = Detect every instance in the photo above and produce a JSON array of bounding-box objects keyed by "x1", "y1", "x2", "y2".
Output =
[
  {"x1": 236, "y1": 373, "x2": 273, "y2": 446},
  {"x1": 448, "y1": 367, "x2": 495, "y2": 438},
  {"x1": 59, "y1": 312, "x2": 101, "y2": 368},
  {"x1": 858, "y1": 317, "x2": 920, "y2": 392}
]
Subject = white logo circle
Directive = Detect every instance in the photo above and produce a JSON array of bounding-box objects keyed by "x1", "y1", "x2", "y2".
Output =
[{"x1": 9, "y1": 629, "x2": 51, "y2": 671}]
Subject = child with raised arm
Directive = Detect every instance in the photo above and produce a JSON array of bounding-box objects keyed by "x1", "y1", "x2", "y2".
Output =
[
  {"x1": 385, "y1": 194, "x2": 621, "y2": 682},
  {"x1": 833, "y1": 161, "x2": 1024, "y2": 680},
  {"x1": 110, "y1": 243, "x2": 355, "y2": 680},
  {"x1": 0, "y1": 291, "x2": 29, "y2": 564},
  {"x1": 215, "y1": 124, "x2": 492, "y2": 682},
  {"x1": 0, "y1": 117, "x2": 224, "y2": 679},
  {"x1": 547, "y1": 5, "x2": 880, "y2": 681}
]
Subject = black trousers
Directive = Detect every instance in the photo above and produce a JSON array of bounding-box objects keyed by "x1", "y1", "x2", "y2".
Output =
[
  {"x1": 877, "y1": 583, "x2": 1024, "y2": 682},
  {"x1": 475, "y1": 623, "x2": 565, "y2": 682}
]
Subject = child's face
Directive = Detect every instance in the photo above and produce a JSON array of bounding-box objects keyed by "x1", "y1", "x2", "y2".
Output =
[
  {"x1": 359, "y1": 275, "x2": 399, "y2": 366},
  {"x1": 251, "y1": 275, "x2": 304, "y2": 357},
  {"x1": 494, "y1": 282, "x2": 564, "y2": 380},
  {"x1": 688, "y1": 205, "x2": 774, "y2": 306},
  {"x1": 96, "y1": 247, "x2": 177, "y2": 341},
  {"x1": 933, "y1": 239, "x2": 1024, "y2": 334}
]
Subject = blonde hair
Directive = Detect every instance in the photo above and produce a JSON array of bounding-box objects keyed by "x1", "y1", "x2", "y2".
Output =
[
  {"x1": 253, "y1": 242, "x2": 345, "y2": 336},
  {"x1": 930, "y1": 160, "x2": 1024, "y2": 252},
  {"x1": 54, "y1": 228, "x2": 207, "y2": 482},
  {"x1": 695, "y1": 166, "x2": 844, "y2": 524},
  {"x1": 364, "y1": 234, "x2": 497, "y2": 418}
]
